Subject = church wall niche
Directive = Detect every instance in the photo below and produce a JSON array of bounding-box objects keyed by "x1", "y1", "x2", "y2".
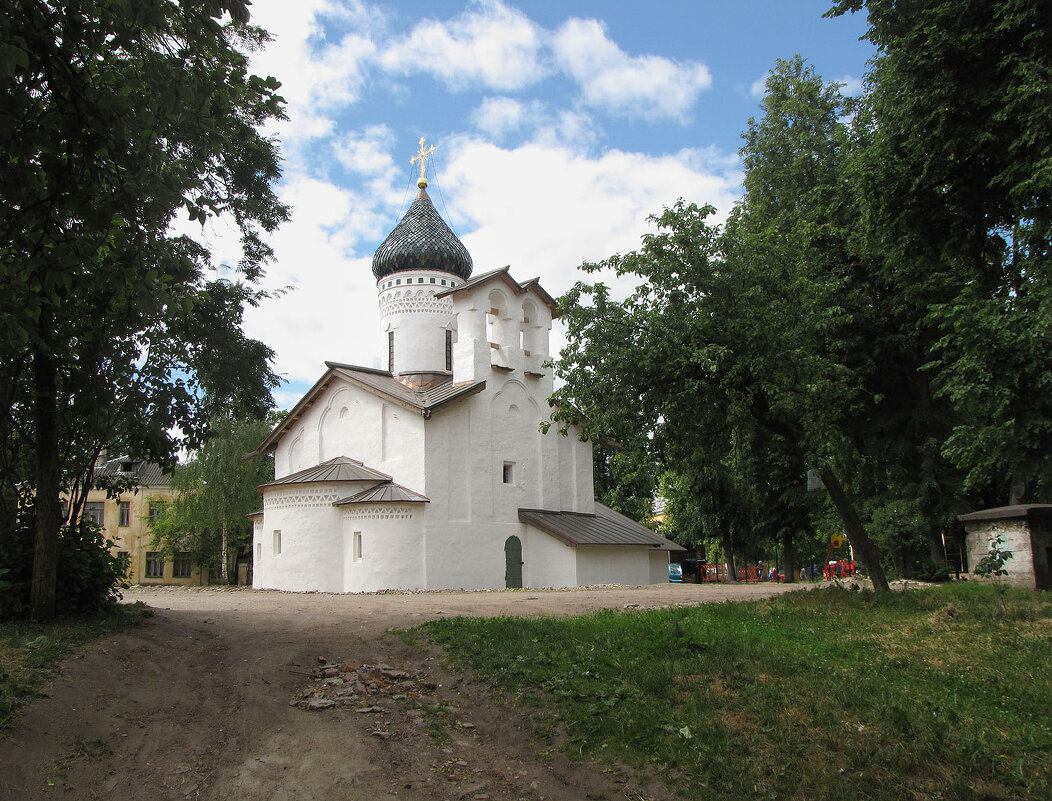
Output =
[{"x1": 318, "y1": 387, "x2": 355, "y2": 463}]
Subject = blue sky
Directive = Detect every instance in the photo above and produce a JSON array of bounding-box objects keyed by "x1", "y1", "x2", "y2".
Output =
[{"x1": 207, "y1": 1, "x2": 874, "y2": 407}]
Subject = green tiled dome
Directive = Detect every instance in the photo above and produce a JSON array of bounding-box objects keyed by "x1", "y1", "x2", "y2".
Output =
[{"x1": 372, "y1": 188, "x2": 473, "y2": 281}]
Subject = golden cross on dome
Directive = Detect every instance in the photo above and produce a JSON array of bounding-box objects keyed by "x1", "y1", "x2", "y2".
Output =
[{"x1": 410, "y1": 137, "x2": 436, "y2": 188}]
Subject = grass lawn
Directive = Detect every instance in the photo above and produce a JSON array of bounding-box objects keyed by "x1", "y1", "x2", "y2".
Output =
[
  {"x1": 422, "y1": 583, "x2": 1051, "y2": 800},
  {"x1": 0, "y1": 602, "x2": 151, "y2": 729}
]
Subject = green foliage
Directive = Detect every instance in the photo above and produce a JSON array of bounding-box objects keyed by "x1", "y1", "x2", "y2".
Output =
[
  {"x1": 424, "y1": 584, "x2": 1052, "y2": 800},
  {"x1": 973, "y1": 535, "x2": 1012, "y2": 579},
  {"x1": 149, "y1": 414, "x2": 274, "y2": 580},
  {"x1": 0, "y1": 516, "x2": 128, "y2": 621},
  {"x1": 0, "y1": 0, "x2": 288, "y2": 617}
]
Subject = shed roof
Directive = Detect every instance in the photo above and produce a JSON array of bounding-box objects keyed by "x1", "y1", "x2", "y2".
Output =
[
  {"x1": 957, "y1": 504, "x2": 1052, "y2": 523},
  {"x1": 518, "y1": 503, "x2": 686, "y2": 551}
]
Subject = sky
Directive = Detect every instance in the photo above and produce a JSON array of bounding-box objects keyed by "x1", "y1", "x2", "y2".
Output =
[{"x1": 202, "y1": 0, "x2": 875, "y2": 409}]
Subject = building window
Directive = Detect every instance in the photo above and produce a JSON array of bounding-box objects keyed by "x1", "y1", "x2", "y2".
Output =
[
  {"x1": 148, "y1": 501, "x2": 166, "y2": 523},
  {"x1": 145, "y1": 552, "x2": 164, "y2": 578},
  {"x1": 445, "y1": 329, "x2": 453, "y2": 371},
  {"x1": 503, "y1": 462, "x2": 514, "y2": 484},
  {"x1": 173, "y1": 552, "x2": 192, "y2": 578},
  {"x1": 273, "y1": 530, "x2": 282, "y2": 556},
  {"x1": 118, "y1": 501, "x2": 130, "y2": 527},
  {"x1": 256, "y1": 543, "x2": 262, "y2": 562},
  {"x1": 440, "y1": 279, "x2": 446, "y2": 286},
  {"x1": 388, "y1": 331, "x2": 395, "y2": 372},
  {"x1": 396, "y1": 278, "x2": 401, "y2": 285},
  {"x1": 430, "y1": 277, "x2": 436, "y2": 283},
  {"x1": 84, "y1": 502, "x2": 104, "y2": 526},
  {"x1": 418, "y1": 277, "x2": 424, "y2": 283},
  {"x1": 353, "y1": 531, "x2": 363, "y2": 561}
]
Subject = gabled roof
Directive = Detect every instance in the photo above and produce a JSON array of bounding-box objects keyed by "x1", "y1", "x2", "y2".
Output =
[
  {"x1": 334, "y1": 482, "x2": 430, "y2": 505},
  {"x1": 436, "y1": 265, "x2": 560, "y2": 316},
  {"x1": 518, "y1": 503, "x2": 686, "y2": 551},
  {"x1": 94, "y1": 457, "x2": 169, "y2": 487},
  {"x1": 258, "y1": 456, "x2": 391, "y2": 489},
  {"x1": 249, "y1": 363, "x2": 486, "y2": 456}
]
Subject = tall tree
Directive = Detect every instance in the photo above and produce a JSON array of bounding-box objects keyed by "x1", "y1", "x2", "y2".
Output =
[
  {"x1": 831, "y1": 0, "x2": 1052, "y2": 505},
  {"x1": 1, "y1": 1, "x2": 288, "y2": 618},
  {"x1": 150, "y1": 415, "x2": 274, "y2": 583}
]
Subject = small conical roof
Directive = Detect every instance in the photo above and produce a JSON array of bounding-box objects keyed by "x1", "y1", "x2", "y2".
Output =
[{"x1": 371, "y1": 187, "x2": 473, "y2": 281}]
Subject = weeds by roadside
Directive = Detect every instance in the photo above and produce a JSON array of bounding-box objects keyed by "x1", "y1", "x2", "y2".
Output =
[
  {"x1": 0, "y1": 602, "x2": 152, "y2": 729},
  {"x1": 422, "y1": 583, "x2": 1051, "y2": 801}
]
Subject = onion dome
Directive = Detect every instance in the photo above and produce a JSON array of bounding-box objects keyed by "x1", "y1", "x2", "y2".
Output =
[{"x1": 371, "y1": 187, "x2": 473, "y2": 281}]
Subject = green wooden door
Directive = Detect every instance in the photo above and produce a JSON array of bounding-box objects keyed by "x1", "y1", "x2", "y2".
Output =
[{"x1": 504, "y1": 536, "x2": 523, "y2": 588}]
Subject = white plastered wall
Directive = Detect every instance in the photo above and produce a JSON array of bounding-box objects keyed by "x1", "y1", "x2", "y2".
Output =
[
  {"x1": 256, "y1": 482, "x2": 346, "y2": 592},
  {"x1": 963, "y1": 519, "x2": 1037, "y2": 588},
  {"x1": 341, "y1": 503, "x2": 427, "y2": 592},
  {"x1": 576, "y1": 545, "x2": 658, "y2": 587}
]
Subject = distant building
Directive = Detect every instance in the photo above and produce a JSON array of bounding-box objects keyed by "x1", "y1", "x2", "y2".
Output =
[
  {"x1": 85, "y1": 457, "x2": 207, "y2": 586},
  {"x1": 248, "y1": 147, "x2": 683, "y2": 593}
]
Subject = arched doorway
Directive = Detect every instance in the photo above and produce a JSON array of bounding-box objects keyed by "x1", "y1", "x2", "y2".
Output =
[{"x1": 504, "y1": 536, "x2": 523, "y2": 588}]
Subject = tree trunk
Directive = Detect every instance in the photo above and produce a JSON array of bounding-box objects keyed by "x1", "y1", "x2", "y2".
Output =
[
  {"x1": 721, "y1": 530, "x2": 737, "y2": 583},
  {"x1": 220, "y1": 520, "x2": 229, "y2": 584},
  {"x1": 819, "y1": 467, "x2": 890, "y2": 592},
  {"x1": 30, "y1": 339, "x2": 60, "y2": 621}
]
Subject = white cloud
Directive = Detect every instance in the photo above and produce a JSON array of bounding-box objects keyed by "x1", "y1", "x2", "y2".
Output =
[
  {"x1": 750, "y1": 72, "x2": 771, "y2": 97},
  {"x1": 472, "y1": 97, "x2": 526, "y2": 137},
  {"x1": 248, "y1": 1, "x2": 379, "y2": 146},
  {"x1": 835, "y1": 75, "x2": 864, "y2": 96},
  {"x1": 333, "y1": 125, "x2": 398, "y2": 179},
  {"x1": 380, "y1": 1, "x2": 545, "y2": 91},
  {"x1": 552, "y1": 18, "x2": 712, "y2": 120}
]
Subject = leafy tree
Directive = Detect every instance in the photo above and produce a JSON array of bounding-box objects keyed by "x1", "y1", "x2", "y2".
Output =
[
  {"x1": 1, "y1": 1, "x2": 288, "y2": 619},
  {"x1": 831, "y1": 0, "x2": 1052, "y2": 505},
  {"x1": 150, "y1": 415, "x2": 274, "y2": 583}
]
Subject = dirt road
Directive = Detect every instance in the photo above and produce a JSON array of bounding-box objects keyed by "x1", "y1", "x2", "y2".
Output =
[{"x1": 0, "y1": 582, "x2": 804, "y2": 800}]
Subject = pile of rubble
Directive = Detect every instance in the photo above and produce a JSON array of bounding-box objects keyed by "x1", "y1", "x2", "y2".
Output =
[{"x1": 291, "y1": 656, "x2": 439, "y2": 712}]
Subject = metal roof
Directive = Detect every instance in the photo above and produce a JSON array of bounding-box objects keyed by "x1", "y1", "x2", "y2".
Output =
[
  {"x1": 958, "y1": 504, "x2": 1052, "y2": 523},
  {"x1": 334, "y1": 482, "x2": 430, "y2": 505},
  {"x1": 518, "y1": 503, "x2": 686, "y2": 551},
  {"x1": 94, "y1": 457, "x2": 170, "y2": 487},
  {"x1": 372, "y1": 187, "x2": 473, "y2": 281},
  {"x1": 259, "y1": 456, "x2": 391, "y2": 488}
]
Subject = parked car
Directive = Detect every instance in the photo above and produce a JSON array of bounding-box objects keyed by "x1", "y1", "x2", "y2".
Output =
[{"x1": 668, "y1": 563, "x2": 684, "y2": 583}]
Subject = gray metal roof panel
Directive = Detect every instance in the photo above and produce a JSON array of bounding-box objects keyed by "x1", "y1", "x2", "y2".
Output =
[
  {"x1": 518, "y1": 503, "x2": 686, "y2": 551},
  {"x1": 260, "y1": 456, "x2": 391, "y2": 488},
  {"x1": 334, "y1": 482, "x2": 430, "y2": 505},
  {"x1": 94, "y1": 457, "x2": 170, "y2": 487}
]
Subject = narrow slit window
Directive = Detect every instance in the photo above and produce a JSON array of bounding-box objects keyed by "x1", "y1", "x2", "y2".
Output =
[
  {"x1": 445, "y1": 329, "x2": 453, "y2": 371},
  {"x1": 273, "y1": 529, "x2": 282, "y2": 556},
  {"x1": 503, "y1": 462, "x2": 514, "y2": 484}
]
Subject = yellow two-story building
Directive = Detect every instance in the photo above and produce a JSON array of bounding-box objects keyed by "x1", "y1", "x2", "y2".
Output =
[{"x1": 84, "y1": 457, "x2": 207, "y2": 586}]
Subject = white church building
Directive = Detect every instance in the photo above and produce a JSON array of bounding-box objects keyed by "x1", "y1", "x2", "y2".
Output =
[{"x1": 249, "y1": 157, "x2": 683, "y2": 592}]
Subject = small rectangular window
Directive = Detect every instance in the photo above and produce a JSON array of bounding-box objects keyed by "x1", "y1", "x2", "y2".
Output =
[
  {"x1": 503, "y1": 462, "x2": 514, "y2": 484},
  {"x1": 173, "y1": 552, "x2": 192, "y2": 578},
  {"x1": 273, "y1": 529, "x2": 282, "y2": 556},
  {"x1": 118, "y1": 501, "x2": 130, "y2": 527},
  {"x1": 445, "y1": 329, "x2": 453, "y2": 371},
  {"x1": 84, "y1": 502, "x2": 104, "y2": 526},
  {"x1": 396, "y1": 278, "x2": 401, "y2": 285},
  {"x1": 418, "y1": 277, "x2": 424, "y2": 283},
  {"x1": 353, "y1": 531, "x2": 363, "y2": 561},
  {"x1": 145, "y1": 552, "x2": 164, "y2": 578},
  {"x1": 148, "y1": 501, "x2": 166, "y2": 523},
  {"x1": 256, "y1": 543, "x2": 262, "y2": 562},
  {"x1": 440, "y1": 279, "x2": 446, "y2": 286},
  {"x1": 430, "y1": 277, "x2": 436, "y2": 283}
]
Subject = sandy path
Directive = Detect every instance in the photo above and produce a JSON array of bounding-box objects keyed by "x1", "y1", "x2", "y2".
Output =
[{"x1": 0, "y1": 582, "x2": 804, "y2": 800}]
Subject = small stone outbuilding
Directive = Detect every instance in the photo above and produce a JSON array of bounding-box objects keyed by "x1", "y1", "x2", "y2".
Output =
[{"x1": 957, "y1": 504, "x2": 1052, "y2": 590}]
